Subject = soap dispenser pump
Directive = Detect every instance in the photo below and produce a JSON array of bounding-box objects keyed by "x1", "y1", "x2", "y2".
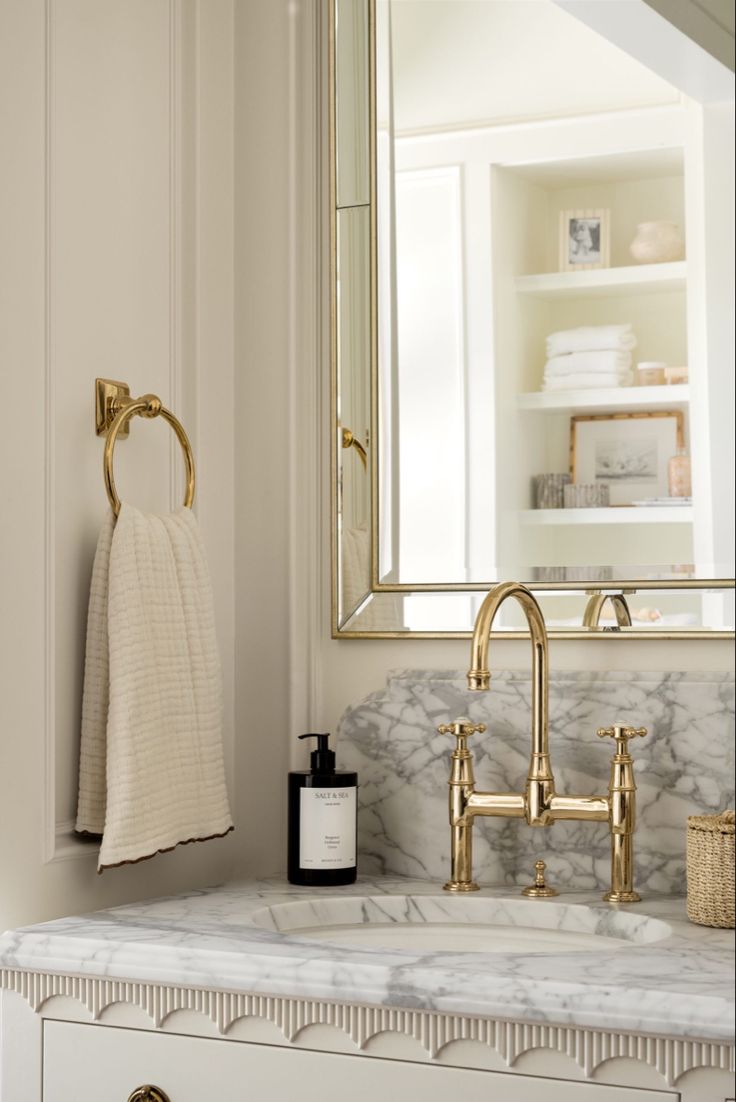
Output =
[{"x1": 287, "y1": 733, "x2": 358, "y2": 886}]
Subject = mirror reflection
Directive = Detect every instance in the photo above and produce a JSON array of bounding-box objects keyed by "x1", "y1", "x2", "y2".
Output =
[{"x1": 333, "y1": 0, "x2": 735, "y2": 635}]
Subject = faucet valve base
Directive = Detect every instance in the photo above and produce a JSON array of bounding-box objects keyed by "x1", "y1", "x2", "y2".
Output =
[
  {"x1": 444, "y1": 879, "x2": 480, "y2": 893},
  {"x1": 604, "y1": 889, "x2": 641, "y2": 904}
]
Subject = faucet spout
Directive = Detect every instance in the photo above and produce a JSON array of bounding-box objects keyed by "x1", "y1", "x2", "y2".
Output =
[{"x1": 467, "y1": 582, "x2": 555, "y2": 826}]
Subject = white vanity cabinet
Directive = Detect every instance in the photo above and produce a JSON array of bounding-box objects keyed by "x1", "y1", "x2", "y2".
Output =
[
  {"x1": 41, "y1": 1020, "x2": 681, "y2": 1102},
  {"x1": 2, "y1": 987, "x2": 733, "y2": 1102}
]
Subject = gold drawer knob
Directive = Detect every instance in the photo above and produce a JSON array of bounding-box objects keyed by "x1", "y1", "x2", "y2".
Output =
[{"x1": 127, "y1": 1088, "x2": 171, "y2": 1102}]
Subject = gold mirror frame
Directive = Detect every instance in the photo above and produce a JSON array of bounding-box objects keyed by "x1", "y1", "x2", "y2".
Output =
[{"x1": 329, "y1": 0, "x2": 734, "y2": 639}]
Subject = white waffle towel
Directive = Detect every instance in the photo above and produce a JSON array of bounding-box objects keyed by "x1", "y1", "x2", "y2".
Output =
[{"x1": 75, "y1": 504, "x2": 233, "y2": 871}]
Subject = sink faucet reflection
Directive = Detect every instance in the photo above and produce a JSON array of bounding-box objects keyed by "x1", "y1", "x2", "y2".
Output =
[
  {"x1": 440, "y1": 581, "x2": 647, "y2": 902},
  {"x1": 583, "y1": 591, "x2": 632, "y2": 631}
]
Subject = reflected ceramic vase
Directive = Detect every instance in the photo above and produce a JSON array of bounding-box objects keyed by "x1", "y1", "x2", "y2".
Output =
[{"x1": 629, "y1": 221, "x2": 685, "y2": 264}]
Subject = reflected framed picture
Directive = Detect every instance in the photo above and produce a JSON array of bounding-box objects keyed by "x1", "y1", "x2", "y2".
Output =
[
  {"x1": 571, "y1": 411, "x2": 685, "y2": 506},
  {"x1": 559, "y1": 208, "x2": 610, "y2": 271}
]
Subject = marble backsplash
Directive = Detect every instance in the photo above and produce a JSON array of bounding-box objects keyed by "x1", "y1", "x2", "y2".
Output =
[{"x1": 337, "y1": 670, "x2": 735, "y2": 896}]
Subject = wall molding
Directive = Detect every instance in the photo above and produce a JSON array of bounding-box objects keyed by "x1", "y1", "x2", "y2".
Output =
[
  {"x1": 168, "y1": 0, "x2": 184, "y2": 513},
  {"x1": 187, "y1": 0, "x2": 237, "y2": 795},
  {"x1": 42, "y1": 0, "x2": 57, "y2": 865},
  {"x1": 52, "y1": 821, "x2": 98, "y2": 863},
  {"x1": 2, "y1": 968, "x2": 733, "y2": 1087},
  {"x1": 287, "y1": 0, "x2": 326, "y2": 744}
]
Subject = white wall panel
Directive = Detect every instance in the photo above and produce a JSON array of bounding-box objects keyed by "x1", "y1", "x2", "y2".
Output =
[
  {"x1": 0, "y1": 0, "x2": 237, "y2": 930},
  {"x1": 50, "y1": 0, "x2": 177, "y2": 856}
]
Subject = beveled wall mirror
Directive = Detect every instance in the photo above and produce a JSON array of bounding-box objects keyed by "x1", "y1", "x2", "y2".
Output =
[{"x1": 330, "y1": 0, "x2": 735, "y2": 637}]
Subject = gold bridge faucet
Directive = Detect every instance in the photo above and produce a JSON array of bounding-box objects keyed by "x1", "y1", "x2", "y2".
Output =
[{"x1": 440, "y1": 581, "x2": 647, "y2": 902}]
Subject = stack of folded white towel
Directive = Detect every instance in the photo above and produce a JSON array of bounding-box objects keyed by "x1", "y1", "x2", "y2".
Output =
[{"x1": 542, "y1": 324, "x2": 637, "y2": 391}]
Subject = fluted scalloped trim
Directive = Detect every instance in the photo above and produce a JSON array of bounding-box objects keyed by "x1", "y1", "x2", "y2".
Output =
[{"x1": 2, "y1": 968, "x2": 733, "y2": 1087}]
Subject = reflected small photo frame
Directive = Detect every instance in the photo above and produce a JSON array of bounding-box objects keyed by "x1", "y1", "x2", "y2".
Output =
[{"x1": 560, "y1": 208, "x2": 610, "y2": 271}]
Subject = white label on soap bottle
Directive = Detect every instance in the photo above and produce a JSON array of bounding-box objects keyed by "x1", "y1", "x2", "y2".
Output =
[{"x1": 299, "y1": 787, "x2": 357, "y2": 869}]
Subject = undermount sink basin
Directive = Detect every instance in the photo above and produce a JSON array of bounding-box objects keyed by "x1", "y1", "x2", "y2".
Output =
[{"x1": 250, "y1": 894, "x2": 672, "y2": 954}]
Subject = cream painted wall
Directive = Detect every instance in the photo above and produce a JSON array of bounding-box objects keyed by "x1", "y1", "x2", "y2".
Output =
[
  {"x1": 0, "y1": 0, "x2": 240, "y2": 931},
  {"x1": 232, "y1": 0, "x2": 294, "y2": 879}
]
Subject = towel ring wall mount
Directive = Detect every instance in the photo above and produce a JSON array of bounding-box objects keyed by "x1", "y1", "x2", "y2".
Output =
[{"x1": 95, "y1": 378, "x2": 195, "y2": 517}]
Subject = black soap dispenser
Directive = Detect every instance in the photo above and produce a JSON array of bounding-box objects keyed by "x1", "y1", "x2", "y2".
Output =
[{"x1": 288, "y1": 733, "x2": 358, "y2": 886}]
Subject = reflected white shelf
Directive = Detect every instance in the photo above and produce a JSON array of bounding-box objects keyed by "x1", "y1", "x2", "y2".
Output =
[
  {"x1": 514, "y1": 261, "x2": 687, "y2": 299},
  {"x1": 521, "y1": 506, "x2": 694, "y2": 525},
  {"x1": 517, "y1": 384, "x2": 689, "y2": 413}
]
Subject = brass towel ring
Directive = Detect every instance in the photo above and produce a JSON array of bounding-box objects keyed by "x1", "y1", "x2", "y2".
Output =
[{"x1": 103, "y1": 394, "x2": 196, "y2": 518}]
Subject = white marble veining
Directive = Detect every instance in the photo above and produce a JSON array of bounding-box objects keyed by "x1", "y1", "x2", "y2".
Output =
[
  {"x1": 0, "y1": 877, "x2": 733, "y2": 1044},
  {"x1": 248, "y1": 892, "x2": 674, "y2": 952},
  {"x1": 337, "y1": 670, "x2": 735, "y2": 895}
]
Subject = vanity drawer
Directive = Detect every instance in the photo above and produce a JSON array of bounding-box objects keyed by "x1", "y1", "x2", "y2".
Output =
[{"x1": 43, "y1": 1020, "x2": 678, "y2": 1102}]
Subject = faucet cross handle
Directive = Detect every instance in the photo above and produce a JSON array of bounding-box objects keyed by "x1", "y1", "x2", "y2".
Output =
[
  {"x1": 438, "y1": 717, "x2": 486, "y2": 739},
  {"x1": 597, "y1": 725, "x2": 647, "y2": 753}
]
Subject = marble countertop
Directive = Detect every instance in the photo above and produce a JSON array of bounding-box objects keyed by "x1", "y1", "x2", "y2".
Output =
[{"x1": 1, "y1": 876, "x2": 733, "y2": 1043}]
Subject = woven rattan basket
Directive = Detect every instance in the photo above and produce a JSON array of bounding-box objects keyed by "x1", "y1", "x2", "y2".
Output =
[{"x1": 686, "y1": 810, "x2": 735, "y2": 928}]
